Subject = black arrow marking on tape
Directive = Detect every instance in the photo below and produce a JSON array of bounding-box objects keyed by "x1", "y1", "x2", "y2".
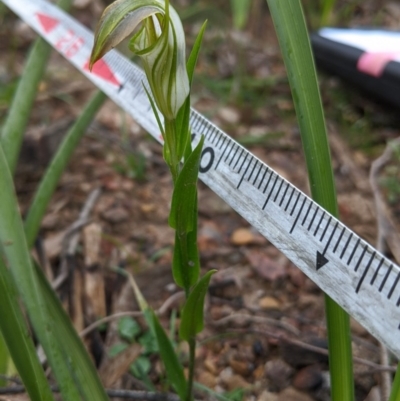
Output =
[
  {"x1": 316, "y1": 221, "x2": 339, "y2": 271},
  {"x1": 316, "y1": 252, "x2": 329, "y2": 270}
]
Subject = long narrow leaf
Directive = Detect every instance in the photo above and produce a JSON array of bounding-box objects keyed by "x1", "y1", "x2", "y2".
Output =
[
  {"x1": 24, "y1": 90, "x2": 107, "y2": 248},
  {"x1": 179, "y1": 270, "x2": 216, "y2": 341},
  {"x1": 0, "y1": 0, "x2": 73, "y2": 175},
  {"x1": 176, "y1": 20, "x2": 207, "y2": 160},
  {"x1": 230, "y1": 0, "x2": 251, "y2": 30},
  {"x1": 265, "y1": 1, "x2": 354, "y2": 400},
  {"x1": 32, "y1": 260, "x2": 110, "y2": 401},
  {"x1": 0, "y1": 144, "x2": 84, "y2": 401},
  {"x1": 152, "y1": 313, "x2": 187, "y2": 401},
  {"x1": 169, "y1": 136, "x2": 204, "y2": 233},
  {"x1": 172, "y1": 196, "x2": 200, "y2": 290},
  {"x1": 0, "y1": 257, "x2": 54, "y2": 401}
]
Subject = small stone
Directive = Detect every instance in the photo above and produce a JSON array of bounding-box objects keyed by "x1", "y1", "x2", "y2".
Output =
[
  {"x1": 218, "y1": 106, "x2": 240, "y2": 124},
  {"x1": 350, "y1": 317, "x2": 368, "y2": 337},
  {"x1": 257, "y1": 390, "x2": 278, "y2": 401},
  {"x1": 364, "y1": 386, "x2": 381, "y2": 401},
  {"x1": 292, "y1": 365, "x2": 323, "y2": 391},
  {"x1": 140, "y1": 203, "x2": 155, "y2": 213},
  {"x1": 219, "y1": 367, "x2": 251, "y2": 391},
  {"x1": 264, "y1": 359, "x2": 294, "y2": 391},
  {"x1": 204, "y1": 358, "x2": 218, "y2": 375},
  {"x1": 229, "y1": 358, "x2": 252, "y2": 377},
  {"x1": 279, "y1": 337, "x2": 329, "y2": 368},
  {"x1": 198, "y1": 371, "x2": 217, "y2": 388},
  {"x1": 277, "y1": 387, "x2": 314, "y2": 401},
  {"x1": 259, "y1": 296, "x2": 281, "y2": 310},
  {"x1": 102, "y1": 207, "x2": 129, "y2": 224},
  {"x1": 253, "y1": 364, "x2": 265, "y2": 380},
  {"x1": 231, "y1": 228, "x2": 255, "y2": 245},
  {"x1": 73, "y1": 0, "x2": 91, "y2": 8}
]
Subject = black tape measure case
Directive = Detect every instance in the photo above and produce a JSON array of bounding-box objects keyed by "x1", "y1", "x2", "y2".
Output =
[{"x1": 311, "y1": 28, "x2": 400, "y2": 107}]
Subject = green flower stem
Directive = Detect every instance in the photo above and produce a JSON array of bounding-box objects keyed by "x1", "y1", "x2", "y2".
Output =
[
  {"x1": 164, "y1": 118, "x2": 180, "y2": 181},
  {"x1": 186, "y1": 337, "x2": 196, "y2": 401},
  {"x1": 265, "y1": 1, "x2": 354, "y2": 400},
  {"x1": 177, "y1": 233, "x2": 190, "y2": 297}
]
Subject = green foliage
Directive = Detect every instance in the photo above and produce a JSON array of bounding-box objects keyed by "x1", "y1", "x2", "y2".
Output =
[
  {"x1": 229, "y1": 0, "x2": 251, "y2": 30},
  {"x1": 0, "y1": 0, "x2": 73, "y2": 174},
  {"x1": 223, "y1": 388, "x2": 245, "y2": 401},
  {"x1": 139, "y1": 330, "x2": 159, "y2": 354},
  {"x1": 265, "y1": 1, "x2": 353, "y2": 400},
  {"x1": 118, "y1": 317, "x2": 142, "y2": 342},
  {"x1": 179, "y1": 270, "x2": 216, "y2": 341},
  {"x1": 0, "y1": 78, "x2": 18, "y2": 110},
  {"x1": 130, "y1": 355, "x2": 151, "y2": 378},
  {"x1": 0, "y1": 258, "x2": 53, "y2": 400},
  {"x1": 24, "y1": 90, "x2": 106, "y2": 248},
  {"x1": 152, "y1": 312, "x2": 187, "y2": 401},
  {"x1": 169, "y1": 136, "x2": 204, "y2": 234},
  {"x1": 0, "y1": 2, "x2": 110, "y2": 399},
  {"x1": 109, "y1": 343, "x2": 128, "y2": 357},
  {"x1": 320, "y1": 0, "x2": 336, "y2": 26},
  {"x1": 176, "y1": 20, "x2": 207, "y2": 160}
]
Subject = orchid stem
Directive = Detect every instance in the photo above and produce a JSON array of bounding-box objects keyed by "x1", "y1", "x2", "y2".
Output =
[
  {"x1": 186, "y1": 337, "x2": 196, "y2": 401},
  {"x1": 165, "y1": 118, "x2": 180, "y2": 182}
]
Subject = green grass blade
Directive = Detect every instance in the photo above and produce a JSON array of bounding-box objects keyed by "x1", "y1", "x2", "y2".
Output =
[
  {"x1": 32, "y1": 259, "x2": 110, "y2": 401},
  {"x1": 229, "y1": 0, "x2": 251, "y2": 30},
  {"x1": 0, "y1": 144, "x2": 83, "y2": 400},
  {"x1": 0, "y1": 0, "x2": 73, "y2": 175},
  {"x1": 0, "y1": 257, "x2": 55, "y2": 401},
  {"x1": 0, "y1": 332, "x2": 9, "y2": 387},
  {"x1": 265, "y1": 1, "x2": 354, "y2": 400},
  {"x1": 24, "y1": 90, "x2": 107, "y2": 248},
  {"x1": 389, "y1": 369, "x2": 400, "y2": 401},
  {"x1": 320, "y1": 0, "x2": 336, "y2": 27}
]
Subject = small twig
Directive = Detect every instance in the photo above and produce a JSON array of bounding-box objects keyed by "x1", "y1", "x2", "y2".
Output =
[
  {"x1": 0, "y1": 385, "x2": 180, "y2": 401},
  {"x1": 0, "y1": 374, "x2": 22, "y2": 385},
  {"x1": 369, "y1": 137, "x2": 400, "y2": 263},
  {"x1": 379, "y1": 342, "x2": 391, "y2": 401},
  {"x1": 80, "y1": 291, "x2": 185, "y2": 338},
  {"x1": 236, "y1": 328, "x2": 397, "y2": 373},
  {"x1": 211, "y1": 313, "x2": 300, "y2": 336},
  {"x1": 369, "y1": 139, "x2": 400, "y2": 399},
  {"x1": 52, "y1": 187, "x2": 102, "y2": 290}
]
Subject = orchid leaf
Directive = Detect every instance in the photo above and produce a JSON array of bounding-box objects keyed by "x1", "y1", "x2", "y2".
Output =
[
  {"x1": 176, "y1": 20, "x2": 207, "y2": 160},
  {"x1": 172, "y1": 196, "x2": 200, "y2": 290},
  {"x1": 168, "y1": 136, "x2": 204, "y2": 233},
  {"x1": 179, "y1": 270, "x2": 216, "y2": 341},
  {"x1": 152, "y1": 312, "x2": 187, "y2": 400}
]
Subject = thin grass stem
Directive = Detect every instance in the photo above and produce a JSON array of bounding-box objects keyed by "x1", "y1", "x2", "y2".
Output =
[{"x1": 24, "y1": 90, "x2": 107, "y2": 248}]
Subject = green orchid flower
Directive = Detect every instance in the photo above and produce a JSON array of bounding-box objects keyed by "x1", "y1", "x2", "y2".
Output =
[{"x1": 90, "y1": 0, "x2": 189, "y2": 120}]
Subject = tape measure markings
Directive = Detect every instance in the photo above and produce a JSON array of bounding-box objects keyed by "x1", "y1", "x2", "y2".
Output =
[{"x1": 3, "y1": 0, "x2": 400, "y2": 358}]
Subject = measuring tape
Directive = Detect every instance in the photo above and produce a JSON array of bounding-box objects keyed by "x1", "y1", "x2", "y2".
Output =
[{"x1": 3, "y1": 0, "x2": 400, "y2": 358}]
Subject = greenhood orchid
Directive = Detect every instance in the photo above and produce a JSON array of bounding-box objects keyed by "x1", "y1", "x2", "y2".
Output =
[{"x1": 90, "y1": 0, "x2": 189, "y2": 120}]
